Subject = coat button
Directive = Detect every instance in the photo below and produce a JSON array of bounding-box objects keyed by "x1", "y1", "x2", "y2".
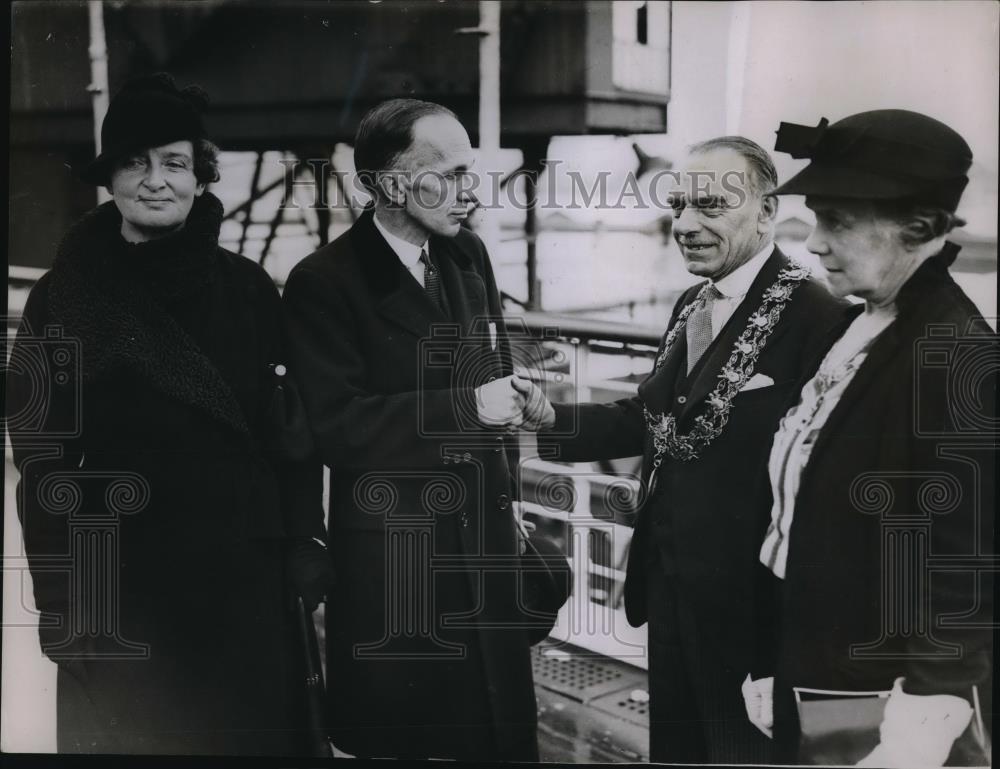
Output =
[
  {"x1": 494, "y1": 435, "x2": 504, "y2": 454},
  {"x1": 460, "y1": 512, "x2": 469, "y2": 528},
  {"x1": 677, "y1": 395, "x2": 687, "y2": 404},
  {"x1": 497, "y1": 494, "x2": 509, "y2": 510}
]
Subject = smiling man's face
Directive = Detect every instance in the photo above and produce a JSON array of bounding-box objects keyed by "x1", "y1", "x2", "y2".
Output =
[
  {"x1": 669, "y1": 148, "x2": 771, "y2": 280},
  {"x1": 110, "y1": 140, "x2": 204, "y2": 243}
]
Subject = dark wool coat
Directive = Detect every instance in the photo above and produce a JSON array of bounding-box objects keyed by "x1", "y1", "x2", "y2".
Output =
[
  {"x1": 771, "y1": 244, "x2": 995, "y2": 762},
  {"x1": 282, "y1": 209, "x2": 538, "y2": 762},
  {"x1": 546, "y1": 247, "x2": 848, "y2": 763},
  {"x1": 6, "y1": 193, "x2": 326, "y2": 756}
]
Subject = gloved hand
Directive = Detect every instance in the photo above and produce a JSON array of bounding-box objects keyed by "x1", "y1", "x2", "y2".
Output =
[
  {"x1": 512, "y1": 501, "x2": 537, "y2": 555},
  {"x1": 286, "y1": 538, "x2": 336, "y2": 612},
  {"x1": 856, "y1": 678, "x2": 973, "y2": 768},
  {"x1": 742, "y1": 673, "x2": 774, "y2": 738}
]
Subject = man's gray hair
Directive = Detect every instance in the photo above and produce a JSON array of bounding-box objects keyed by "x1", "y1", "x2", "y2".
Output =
[{"x1": 689, "y1": 135, "x2": 778, "y2": 197}]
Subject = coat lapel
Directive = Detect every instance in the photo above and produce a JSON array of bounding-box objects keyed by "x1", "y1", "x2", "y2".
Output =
[
  {"x1": 678, "y1": 247, "x2": 788, "y2": 422},
  {"x1": 802, "y1": 308, "x2": 902, "y2": 473},
  {"x1": 432, "y1": 234, "x2": 488, "y2": 337},
  {"x1": 352, "y1": 209, "x2": 449, "y2": 339},
  {"x1": 637, "y1": 326, "x2": 688, "y2": 415}
]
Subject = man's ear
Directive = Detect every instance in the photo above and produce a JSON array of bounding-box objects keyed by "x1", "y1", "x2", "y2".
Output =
[
  {"x1": 378, "y1": 171, "x2": 407, "y2": 206},
  {"x1": 758, "y1": 194, "x2": 779, "y2": 231}
]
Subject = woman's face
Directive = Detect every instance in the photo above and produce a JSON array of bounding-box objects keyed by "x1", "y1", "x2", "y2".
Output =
[
  {"x1": 109, "y1": 140, "x2": 205, "y2": 243},
  {"x1": 805, "y1": 196, "x2": 916, "y2": 306}
]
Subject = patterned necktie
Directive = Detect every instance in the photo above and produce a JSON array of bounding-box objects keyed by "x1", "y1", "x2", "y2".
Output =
[
  {"x1": 420, "y1": 249, "x2": 444, "y2": 311},
  {"x1": 686, "y1": 285, "x2": 722, "y2": 374}
]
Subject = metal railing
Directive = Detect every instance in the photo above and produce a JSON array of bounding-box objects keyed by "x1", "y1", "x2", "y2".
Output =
[{"x1": 506, "y1": 312, "x2": 660, "y2": 668}]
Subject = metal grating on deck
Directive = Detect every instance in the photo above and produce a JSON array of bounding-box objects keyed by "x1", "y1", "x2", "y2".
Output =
[
  {"x1": 533, "y1": 642, "x2": 650, "y2": 761},
  {"x1": 587, "y1": 688, "x2": 649, "y2": 728},
  {"x1": 532, "y1": 646, "x2": 645, "y2": 703}
]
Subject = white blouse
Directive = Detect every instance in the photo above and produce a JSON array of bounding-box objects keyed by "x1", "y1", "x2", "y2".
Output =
[{"x1": 759, "y1": 305, "x2": 897, "y2": 579}]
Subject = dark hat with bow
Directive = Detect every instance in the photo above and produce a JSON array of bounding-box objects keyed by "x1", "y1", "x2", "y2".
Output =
[
  {"x1": 80, "y1": 72, "x2": 210, "y2": 186},
  {"x1": 772, "y1": 109, "x2": 972, "y2": 211}
]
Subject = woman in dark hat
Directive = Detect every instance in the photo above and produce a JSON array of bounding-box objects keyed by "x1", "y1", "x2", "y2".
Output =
[
  {"x1": 741, "y1": 110, "x2": 994, "y2": 766},
  {"x1": 7, "y1": 73, "x2": 334, "y2": 755}
]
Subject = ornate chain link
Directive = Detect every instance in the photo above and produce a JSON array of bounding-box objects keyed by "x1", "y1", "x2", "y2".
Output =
[{"x1": 642, "y1": 264, "x2": 811, "y2": 476}]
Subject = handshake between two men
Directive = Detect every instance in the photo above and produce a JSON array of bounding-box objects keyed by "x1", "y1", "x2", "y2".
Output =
[{"x1": 475, "y1": 374, "x2": 556, "y2": 432}]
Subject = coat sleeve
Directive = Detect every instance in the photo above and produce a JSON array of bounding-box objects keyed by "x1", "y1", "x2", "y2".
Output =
[
  {"x1": 6, "y1": 274, "x2": 80, "y2": 628},
  {"x1": 250, "y1": 268, "x2": 328, "y2": 543},
  {"x1": 282, "y1": 262, "x2": 481, "y2": 472},
  {"x1": 547, "y1": 398, "x2": 646, "y2": 462},
  {"x1": 540, "y1": 287, "x2": 694, "y2": 463},
  {"x1": 476, "y1": 238, "x2": 522, "y2": 482}
]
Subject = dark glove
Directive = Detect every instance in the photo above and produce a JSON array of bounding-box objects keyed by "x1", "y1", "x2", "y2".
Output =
[{"x1": 286, "y1": 538, "x2": 336, "y2": 612}]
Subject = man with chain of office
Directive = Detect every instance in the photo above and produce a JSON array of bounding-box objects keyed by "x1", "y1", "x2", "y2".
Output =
[{"x1": 529, "y1": 136, "x2": 847, "y2": 763}]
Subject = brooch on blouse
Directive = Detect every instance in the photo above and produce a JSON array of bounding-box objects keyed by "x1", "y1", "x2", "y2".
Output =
[{"x1": 642, "y1": 264, "x2": 810, "y2": 480}]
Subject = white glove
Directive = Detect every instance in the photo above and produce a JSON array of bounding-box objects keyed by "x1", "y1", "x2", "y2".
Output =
[
  {"x1": 856, "y1": 678, "x2": 973, "y2": 768},
  {"x1": 742, "y1": 673, "x2": 774, "y2": 738},
  {"x1": 475, "y1": 374, "x2": 527, "y2": 428},
  {"x1": 511, "y1": 500, "x2": 536, "y2": 555}
]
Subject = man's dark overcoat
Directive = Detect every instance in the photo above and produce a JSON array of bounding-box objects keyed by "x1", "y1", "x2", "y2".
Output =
[
  {"x1": 282, "y1": 209, "x2": 538, "y2": 761},
  {"x1": 7, "y1": 193, "x2": 325, "y2": 755},
  {"x1": 547, "y1": 246, "x2": 847, "y2": 763},
  {"x1": 771, "y1": 244, "x2": 995, "y2": 762}
]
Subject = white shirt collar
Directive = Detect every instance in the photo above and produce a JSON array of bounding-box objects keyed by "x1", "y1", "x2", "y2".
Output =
[
  {"x1": 712, "y1": 242, "x2": 774, "y2": 299},
  {"x1": 373, "y1": 212, "x2": 428, "y2": 271}
]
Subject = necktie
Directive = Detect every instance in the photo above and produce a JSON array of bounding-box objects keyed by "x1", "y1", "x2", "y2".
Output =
[
  {"x1": 420, "y1": 249, "x2": 444, "y2": 311},
  {"x1": 685, "y1": 285, "x2": 722, "y2": 374}
]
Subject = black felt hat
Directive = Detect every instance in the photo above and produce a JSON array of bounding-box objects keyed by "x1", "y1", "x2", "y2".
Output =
[
  {"x1": 80, "y1": 73, "x2": 209, "y2": 186},
  {"x1": 772, "y1": 109, "x2": 972, "y2": 211}
]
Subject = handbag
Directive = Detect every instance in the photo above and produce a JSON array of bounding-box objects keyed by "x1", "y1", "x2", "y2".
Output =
[
  {"x1": 515, "y1": 519, "x2": 573, "y2": 645},
  {"x1": 795, "y1": 684, "x2": 991, "y2": 766}
]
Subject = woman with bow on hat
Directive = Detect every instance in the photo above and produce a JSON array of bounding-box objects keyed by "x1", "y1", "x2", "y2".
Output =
[
  {"x1": 6, "y1": 73, "x2": 334, "y2": 755},
  {"x1": 740, "y1": 110, "x2": 995, "y2": 767}
]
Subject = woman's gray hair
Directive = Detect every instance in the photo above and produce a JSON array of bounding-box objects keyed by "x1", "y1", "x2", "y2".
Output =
[{"x1": 872, "y1": 199, "x2": 966, "y2": 246}]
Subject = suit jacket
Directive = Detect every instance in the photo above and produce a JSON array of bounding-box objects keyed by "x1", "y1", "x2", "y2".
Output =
[
  {"x1": 772, "y1": 244, "x2": 995, "y2": 756},
  {"x1": 282, "y1": 209, "x2": 537, "y2": 761},
  {"x1": 547, "y1": 246, "x2": 848, "y2": 676}
]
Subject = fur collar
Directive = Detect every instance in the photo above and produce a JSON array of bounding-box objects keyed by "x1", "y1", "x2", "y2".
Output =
[{"x1": 48, "y1": 192, "x2": 251, "y2": 436}]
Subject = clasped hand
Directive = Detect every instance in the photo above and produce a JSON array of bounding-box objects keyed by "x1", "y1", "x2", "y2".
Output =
[{"x1": 475, "y1": 374, "x2": 555, "y2": 431}]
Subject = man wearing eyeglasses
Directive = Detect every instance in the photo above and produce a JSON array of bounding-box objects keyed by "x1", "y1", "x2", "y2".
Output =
[
  {"x1": 536, "y1": 136, "x2": 846, "y2": 763},
  {"x1": 283, "y1": 99, "x2": 544, "y2": 761}
]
